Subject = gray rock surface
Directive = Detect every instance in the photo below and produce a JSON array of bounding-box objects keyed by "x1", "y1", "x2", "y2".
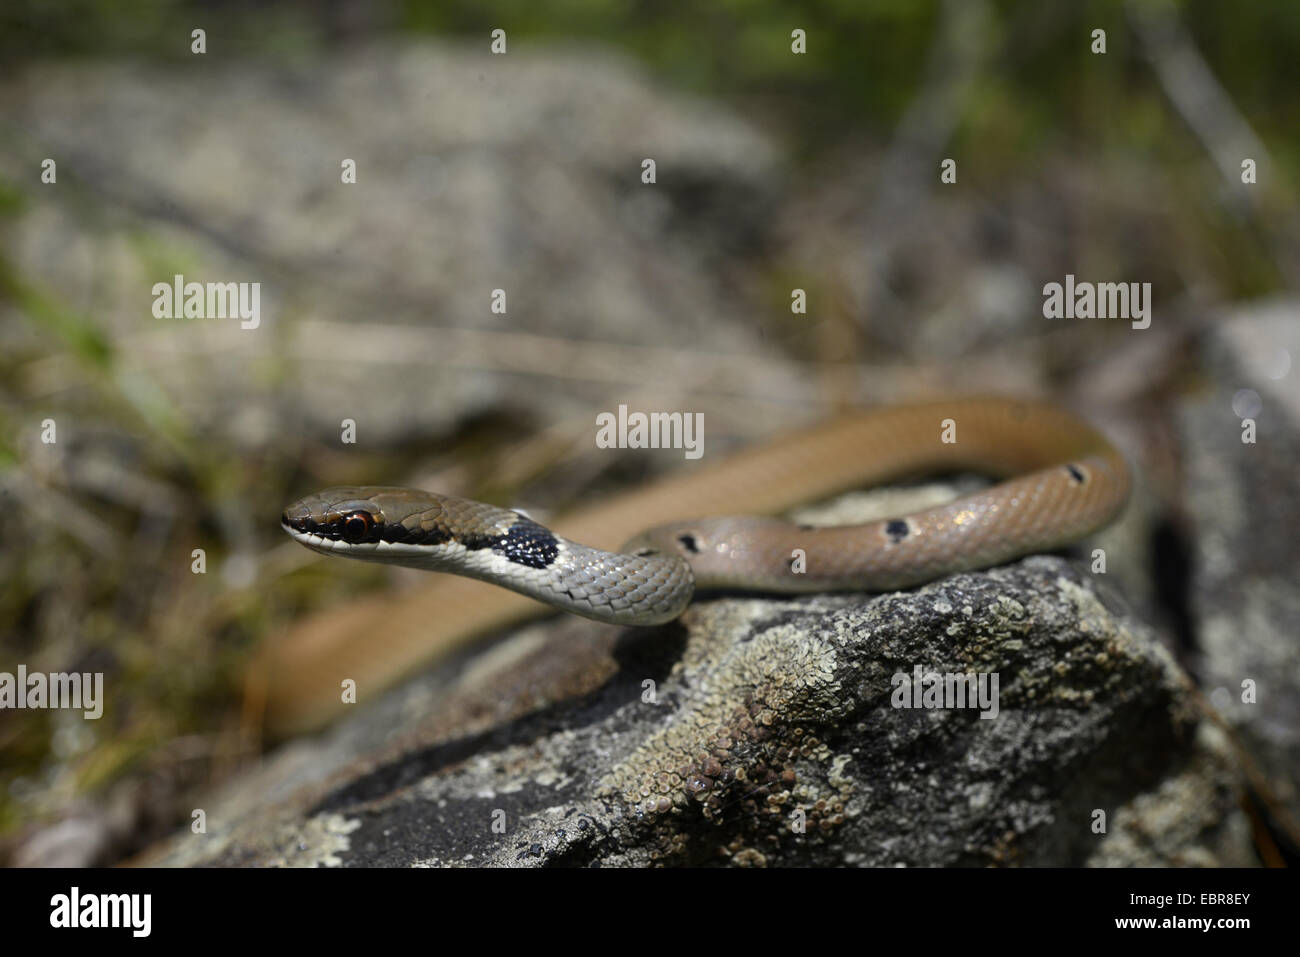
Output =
[
  {"x1": 1178, "y1": 299, "x2": 1300, "y2": 824},
  {"x1": 0, "y1": 43, "x2": 796, "y2": 449},
  {"x1": 145, "y1": 554, "x2": 1251, "y2": 867}
]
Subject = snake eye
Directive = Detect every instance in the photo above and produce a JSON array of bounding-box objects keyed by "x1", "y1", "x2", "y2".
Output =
[{"x1": 341, "y1": 510, "x2": 375, "y2": 542}]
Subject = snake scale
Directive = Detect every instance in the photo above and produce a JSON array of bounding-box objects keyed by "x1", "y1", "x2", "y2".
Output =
[{"x1": 282, "y1": 397, "x2": 1131, "y2": 626}]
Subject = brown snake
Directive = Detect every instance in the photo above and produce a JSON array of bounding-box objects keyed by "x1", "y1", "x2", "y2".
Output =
[{"x1": 282, "y1": 397, "x2": 1130, "y2": 626}]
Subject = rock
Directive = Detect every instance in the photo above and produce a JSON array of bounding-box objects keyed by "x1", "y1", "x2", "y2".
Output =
[
  {"x1": 144, "y1": 555, "x2": 1251, "y2": 867},
  {"x1": 1178, "y1": 298, "x2": 1300, "y2": 825},
  {"x1": 0, "y1": 43, "x2": 794, "y2": 449},
  {"x1": 10, "y1": 812, "x2": 111, "y2": 869}
]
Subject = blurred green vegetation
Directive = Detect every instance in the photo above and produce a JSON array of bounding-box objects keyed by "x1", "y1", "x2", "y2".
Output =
[
  {"x1": 2, "y1": 1, "x2": 1295, "y2": 296},
  {"x1": 1, "y1": 0, "x2": 1296, "y2": 167}
]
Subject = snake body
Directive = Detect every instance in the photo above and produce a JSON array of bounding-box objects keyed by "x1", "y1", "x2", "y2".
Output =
[{"x1": 282, "y1": 397, "x2": 1131, "y2": 626}]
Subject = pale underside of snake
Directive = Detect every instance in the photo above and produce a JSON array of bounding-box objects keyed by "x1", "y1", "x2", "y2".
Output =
[{"x1": 281, "y1": 397, "x2": 1131, "y2": 627}]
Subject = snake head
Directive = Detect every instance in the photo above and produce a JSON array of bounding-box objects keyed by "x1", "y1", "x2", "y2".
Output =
[
  {"x1": 281, "y1": 487, "x2": 391, "y2": 546},
  {"x1": 281, "y1": 487, "x2": 516, "y2": 571}
]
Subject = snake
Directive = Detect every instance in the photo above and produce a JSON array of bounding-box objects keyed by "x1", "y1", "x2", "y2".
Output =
[{"x1": 281, "y1": 397, "x2": 1131, "y2": 627}]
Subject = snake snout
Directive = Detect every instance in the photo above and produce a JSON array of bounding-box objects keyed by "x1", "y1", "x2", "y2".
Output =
[
  {"x1": 281, "y1": 499, "x2": 316, "y2": 534},
  {"x1": 280, "y1": 489, "x2": 390, "y2": 544}
]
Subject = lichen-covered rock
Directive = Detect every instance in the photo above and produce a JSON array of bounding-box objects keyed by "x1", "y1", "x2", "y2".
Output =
[{"x1": 145, "y1": 555, "x2": 1251, "y2": 867}]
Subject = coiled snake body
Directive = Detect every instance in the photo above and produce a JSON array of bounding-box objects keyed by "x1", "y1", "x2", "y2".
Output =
[{"x1": 282, "y1": 397, "x2": 1130, "y2": 626}]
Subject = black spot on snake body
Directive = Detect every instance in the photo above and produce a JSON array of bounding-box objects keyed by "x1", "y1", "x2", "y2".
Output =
[
  {"x1": 460, "y1": 517, "x2": 559, "y2": 569},
  {"x1": 501, "y1": 519, "x2": 560, "y2": 568},
  {"x1": 1065, "y1": 464, "x2": 1086, "y2": 484},
  {"x1": 885, "y1": 519, "x2": 910, "y2": 543}
]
